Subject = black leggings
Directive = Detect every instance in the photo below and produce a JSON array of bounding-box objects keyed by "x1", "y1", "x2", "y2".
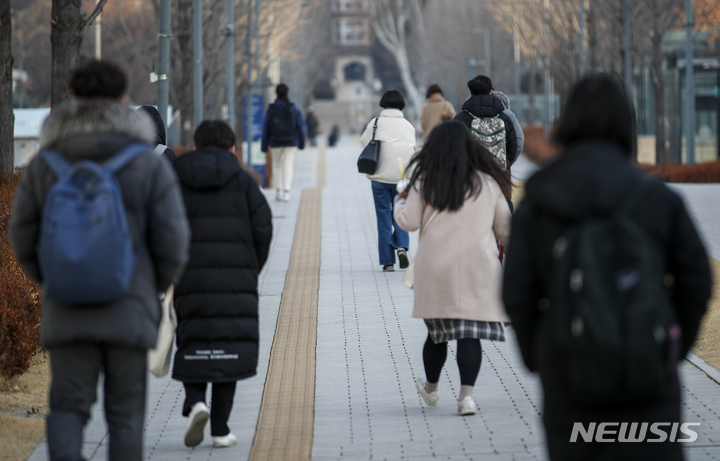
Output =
[{"x1": 422, "y1": 334, "x2": 482, "y2": 386}]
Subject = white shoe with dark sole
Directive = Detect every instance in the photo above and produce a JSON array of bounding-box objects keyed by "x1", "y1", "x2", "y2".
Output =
[{"x1": 184, "y1": 402, "x2": 210, "y2": 447}]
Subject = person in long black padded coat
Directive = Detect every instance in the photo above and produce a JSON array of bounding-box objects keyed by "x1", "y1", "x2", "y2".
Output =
[{"x1": 172, "y1": 120, "x2": 272, "y2": 449}]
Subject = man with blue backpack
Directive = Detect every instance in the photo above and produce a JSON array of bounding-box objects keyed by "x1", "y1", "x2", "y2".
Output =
[{"x1": 10, "y1": 61, "x2": 190, "y2": 461}]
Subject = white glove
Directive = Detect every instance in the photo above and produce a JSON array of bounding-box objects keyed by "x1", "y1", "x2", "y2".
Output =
[{"x1": 396, "y1": 179, "x2": 409, "y2": 195}]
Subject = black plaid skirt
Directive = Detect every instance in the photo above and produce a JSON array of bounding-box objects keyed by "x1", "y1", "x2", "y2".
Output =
[{"x1": 424, "y1": 319, "x2": 506, "y2": 344}]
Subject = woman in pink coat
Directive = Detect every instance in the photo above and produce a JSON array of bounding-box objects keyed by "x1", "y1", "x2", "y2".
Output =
[{"x1": 394, "y1": 121, "x2": 512, "y2": 416}]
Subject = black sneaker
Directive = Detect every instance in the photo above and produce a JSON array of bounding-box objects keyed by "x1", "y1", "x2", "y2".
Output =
[
  {"x1": 383, "y1": 264, "x2": 394, "y2": 272},
  {"x1": 397, "y1": 248, "x2": 409, "y2": 269}
]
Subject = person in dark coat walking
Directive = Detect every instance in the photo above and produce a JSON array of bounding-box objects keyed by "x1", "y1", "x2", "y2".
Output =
[
  {"x1": 9, "y1": 61, "x2": 190, "y2": 461},
  {"x1": 455, "y1": 75, "x2": 518, "y2": 168},
  {"x1": 502, "y1": 74, "x2": 712, "y2": 461},
  {"x1": 137, "y1": 105, "x2": 178, "y2": 162},
  {"x1": 172, "y1": 120, "x2": 273, "y2": 449}
]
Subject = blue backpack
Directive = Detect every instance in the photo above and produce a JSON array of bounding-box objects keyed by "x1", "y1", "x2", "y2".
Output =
[{"x1": 37, "y1": 144, "x2": 149, "y2": 306}]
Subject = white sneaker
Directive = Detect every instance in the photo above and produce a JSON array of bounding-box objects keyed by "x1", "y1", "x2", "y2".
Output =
[
  {"x1": 212, "y1": 432, "x2": 237, "y2": 448},
  {"x1": 276, "y1": 190, "x2": 284, "y2": 201},
  {"x1": 457, "y1": 396, "x2": 477, "y2": 416},
  {"x1": 184, "y1": 402, "x2": 209, "y2": 447},
  {"x1": 415, "y1": 377, "x2": 439, "y2": 406},
  {"x1": 283, "y1": 190, "x2": 291, "y2": 201}
]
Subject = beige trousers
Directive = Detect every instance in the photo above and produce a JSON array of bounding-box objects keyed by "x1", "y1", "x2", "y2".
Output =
[{"x1": 271, "y1": 146, "x2": 296, "y2": 192}]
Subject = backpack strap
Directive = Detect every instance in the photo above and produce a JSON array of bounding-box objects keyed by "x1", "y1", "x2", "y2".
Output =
[
  {"x1": 40, "y1": 149, "x2": 72, "y2": 178},
  {"x1": 103, "y1": 143, "x2": 152, "y2": 174},
  {"x1": 463, "y1": 109, "x2": 479, "y2": 120}
]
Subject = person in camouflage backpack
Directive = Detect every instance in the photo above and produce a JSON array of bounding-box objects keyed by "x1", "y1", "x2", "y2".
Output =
[{"x1": 455, "y1": 75, "x2": 518, "y2": 170}]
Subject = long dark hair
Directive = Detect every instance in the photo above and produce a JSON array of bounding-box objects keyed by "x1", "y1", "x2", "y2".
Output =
[
  {"x1": 408, "y1": 121, "x2": 511, "y2": 212},
  {"x1": 552, "y1": 73, "x2": 636, "y2": 157}
]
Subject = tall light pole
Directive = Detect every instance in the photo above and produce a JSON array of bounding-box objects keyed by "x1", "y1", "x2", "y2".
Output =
[
  {"x1": 579, "y1": 0, "x2": 585, "y2": 77},
  {"x1": 543, "y1": 0, "x2": 551, "y2": 138},
  {"x1": 226, "y1": 0, "x2": 235, "y2": 129},
  {"x1": 623, "y1": 0, "x2": 632, "y2": 98},
  {"x1": 193, "y1": 0, "x2": 204, "y2": 128},
  {"x1": 685, "y1": 0, "x2": 695, "y2": 165},
  {"x1": 158, "y1": 0, "x2": 171, "y2": 128},
  {"x1": 245, "y1": 0, "x2": 255, "y2": 166},
  {"x1": 95, "y1": 0, "x2": 102, "y2": 59}
]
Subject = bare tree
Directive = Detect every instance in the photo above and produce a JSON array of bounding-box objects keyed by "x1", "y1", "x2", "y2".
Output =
[
  {"x1": 50, "y1": 0, "x2": 108, "y2": 107},
  {"x1": 0, "y1": 0, "x2": 13, "y2": 173},
  {"x1": 368, "y1": 0, "x2": 425, "y2": 118}
]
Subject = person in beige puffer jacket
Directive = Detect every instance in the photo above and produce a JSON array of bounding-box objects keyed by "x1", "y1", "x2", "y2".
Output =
[{"x1": 360, "y1": 90, "x2": 416, "y2": 272}]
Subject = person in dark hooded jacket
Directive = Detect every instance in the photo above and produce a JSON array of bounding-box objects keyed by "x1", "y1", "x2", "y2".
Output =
[
  {"x1": 502, "y1": 74, "x2": 712, "y2": 461},
  {"x1": 137, "y1": 105, "x2": 178, "y2": 162},
  {"x1": 455, "y1": 75, "x2": 518, "y2": 167},
  {"x1": 10, "y1": 61, "x2": 190, "y2": 461},
  {"x1": 172, "y1": 120, "x2": 273, "y2": 449}
]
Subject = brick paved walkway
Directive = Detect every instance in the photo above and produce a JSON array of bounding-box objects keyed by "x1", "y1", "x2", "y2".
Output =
[{"x1": 27, "y1": 137, "x2": 720, "y2": 460}]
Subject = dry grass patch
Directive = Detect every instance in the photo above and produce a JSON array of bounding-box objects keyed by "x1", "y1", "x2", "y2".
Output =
[
  {"x1": 693, "y1": 257, "x2": 720, "y2": 373},
  {"x1": 0, "y1": 352, "x2": 50, "y2": 461}
]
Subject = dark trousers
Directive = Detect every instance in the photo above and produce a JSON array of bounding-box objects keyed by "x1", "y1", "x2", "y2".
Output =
[
  {"x1": 47, "y1": 343, "x2": 147, "y2": 461},
  {"x1": 422, "y1": 334, "x2": 483, "y2": 386},
  {"x1": 182, "y1": 381, "x2": 237, "y2": 437}
]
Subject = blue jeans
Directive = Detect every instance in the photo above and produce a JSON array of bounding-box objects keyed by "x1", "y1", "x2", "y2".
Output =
[{"x1": 371, "y1": 181, "x2": 409, "y2": 265}]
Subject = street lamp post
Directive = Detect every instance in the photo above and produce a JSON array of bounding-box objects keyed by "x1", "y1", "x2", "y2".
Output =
[
  {"x1": 193, "y1": 0, "x2": 204, "y2": 128},
  {"x1": 158, "y1": 0, "x2": 171, "y2": 128},
  {"x1": 685, "y1": 0, "x2": 695, "y2": 165}
]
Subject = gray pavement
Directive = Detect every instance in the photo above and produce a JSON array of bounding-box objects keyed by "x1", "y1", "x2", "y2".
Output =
[{"x1": 28, "y1": 137, "x2": 720, "y2": 460}]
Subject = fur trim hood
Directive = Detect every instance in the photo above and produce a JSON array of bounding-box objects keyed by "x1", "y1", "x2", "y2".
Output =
[{"x1": 40, "y1": 99, "x2": 155, "y2": 148}]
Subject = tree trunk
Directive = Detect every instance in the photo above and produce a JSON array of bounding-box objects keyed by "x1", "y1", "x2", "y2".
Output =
[
  {"x1": 0, "y1": 0, "x2": 13, "y2": 173},
  {"x1": 50, "y1": 0, "x2": 85, "y2": 107},
  {"x1": 392, "y1": 44, "x2": 423, "y2": 121},
  {"x1": 176, "y1": 0, "x2": 194, "y2": 147}
]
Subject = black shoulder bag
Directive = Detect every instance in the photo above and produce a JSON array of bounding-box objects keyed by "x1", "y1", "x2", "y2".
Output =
[{"x1": 357, "y1": 117, "x2": 380, "y2": 174}]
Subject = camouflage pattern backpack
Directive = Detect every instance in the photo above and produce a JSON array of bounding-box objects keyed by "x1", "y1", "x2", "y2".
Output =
[{"x1": 464, "y1": 110, "x2": 507, "y2": 169}]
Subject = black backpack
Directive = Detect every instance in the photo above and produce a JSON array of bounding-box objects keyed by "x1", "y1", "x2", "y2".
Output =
[
  {"x1": 549, "y1": 180, "x2": 679, "y2": 404},
  {"x1": 270, "y1": 103, "x2": 295, "y2": 144}
]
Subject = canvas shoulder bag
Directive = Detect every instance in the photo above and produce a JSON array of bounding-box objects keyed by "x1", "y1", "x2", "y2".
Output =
[{"x1": 402, "y1": 208, "x2": 440, "y2": 289}]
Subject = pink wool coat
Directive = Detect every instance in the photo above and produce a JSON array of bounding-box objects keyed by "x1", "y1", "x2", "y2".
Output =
[{"x1": 394, "y1": 173, "x2": 512, "y2": 322}]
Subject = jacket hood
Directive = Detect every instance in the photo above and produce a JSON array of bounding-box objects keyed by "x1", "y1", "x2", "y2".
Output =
[
  {"x1": 174, "y1": 146, "x2": 242, "y2": 190},
  {"x1": 380, "y1": 108, "x2": 405, "y2": 118},
  {"x1": 524, "y1": 140, "x2": 639, "y2": 221},
  {"x1": 427, "y1": 94, "x2": 445, "y2": 103},
  {"x1": 461, "y1": 94, "x2": 504, "y2": 118},
  {"x1": 40, "y1": 99, "x2": 154, "y2": 149},
  {"x1": 137, "y1": 105, "x2": 167, "y2": 145}
]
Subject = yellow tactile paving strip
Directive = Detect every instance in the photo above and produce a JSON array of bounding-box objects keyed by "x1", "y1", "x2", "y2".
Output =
[{"x1": 248, "y1": 148, "x2": 325, "y2": 461}]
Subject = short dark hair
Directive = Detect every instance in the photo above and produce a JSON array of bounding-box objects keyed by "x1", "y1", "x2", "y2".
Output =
[
  {"x1": 467, "y1": 75, "x2": 493, "y2": 95},
  {"x1": 379, "y1": 89, "x2": 405, "y2": 110},
  {"x1": 276, "y1": 83, "x2": 289, "y2": 101},
  {"x1": 194, "y1": 120, "x2": 236, "y2": 150},
  {"x1": 426, "y1": 84, "x2": 443, "y2": 99},
  {"x1": 70, "y1": 60, "x2": 127, "y2": 99},
  {"x1": 552, "y1": 73, "x2": 635, "y2": 156}
]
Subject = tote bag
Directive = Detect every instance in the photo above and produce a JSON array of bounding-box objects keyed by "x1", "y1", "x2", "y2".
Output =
[
  {"x1": 148, "y1": 285, "x2": 176, "y2": 378},
  {"x1": 402, "y1": 209, "x2": 439, "y2": 289}
]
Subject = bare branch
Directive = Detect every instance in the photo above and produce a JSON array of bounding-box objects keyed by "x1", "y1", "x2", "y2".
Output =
[{"x1": 80, "y1": 0, "x2": 110, "y2": 36}]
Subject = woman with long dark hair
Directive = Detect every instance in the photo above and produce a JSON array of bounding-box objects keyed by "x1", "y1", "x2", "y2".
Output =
[
  {"x1": 503, "y1": 74, "x2": 711, "y2": 460},
  {"x1": 394, "y1": 120, "x2": 512, "y2": 416}
]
